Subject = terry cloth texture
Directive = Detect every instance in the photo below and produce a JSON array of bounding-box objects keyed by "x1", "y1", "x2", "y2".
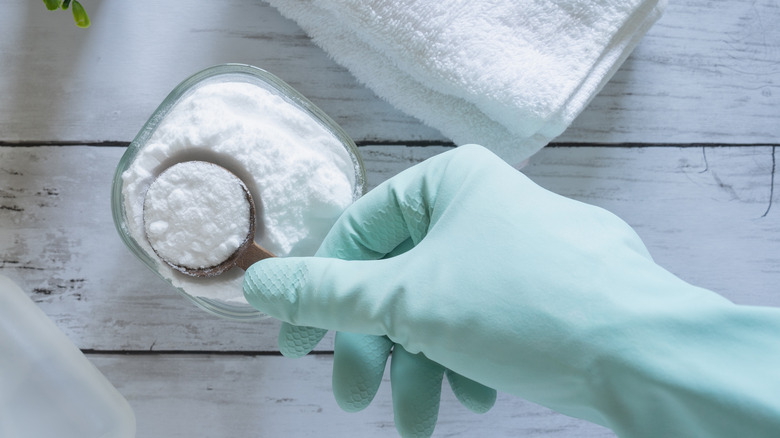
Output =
[{"x1": 268, "y1": 0, "x2": 666, "y2": 165}]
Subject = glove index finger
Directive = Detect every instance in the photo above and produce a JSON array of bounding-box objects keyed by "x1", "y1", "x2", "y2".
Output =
[
  {"x1": 244, "y1": 256, "x2": 397, "y2": 336},
  {"x1": 277, "y1": 322, "x2": 327, "y2": 358}
]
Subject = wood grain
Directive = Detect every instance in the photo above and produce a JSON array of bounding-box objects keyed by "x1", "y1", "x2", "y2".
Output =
[
  {"x1": 562, "y1": 0, "x2": 780, "y2": 144},
  {"x1": 1, "y1": 145, "x2": 776, "y2": 352},
  {"x1": 90, "y1": 353, "x2": 616, "y2": 438},
  {"x1": 0, "y1": 0, "x2": 778, "y2": 144}
]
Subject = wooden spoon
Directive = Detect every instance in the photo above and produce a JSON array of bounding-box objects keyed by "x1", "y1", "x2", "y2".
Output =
[{"x1": 143, "y1": 161, "x2": 274, "y2": 278}]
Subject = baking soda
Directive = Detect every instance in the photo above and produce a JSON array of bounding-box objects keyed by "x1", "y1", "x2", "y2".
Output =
[
  {"x1": 122, "y1": 80, "x2": 356, "y2": 304},
  {"x1": 143, "y1": 161, "x2": 251, "y2": 270}
]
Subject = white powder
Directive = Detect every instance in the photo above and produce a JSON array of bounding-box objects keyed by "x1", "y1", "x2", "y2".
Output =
[
  {"x1": 122, "y1": 80, "x2": 356, "y2": 304},
  {"x1": 143, "y1": 161, "x2": 251, "y2": 270}
]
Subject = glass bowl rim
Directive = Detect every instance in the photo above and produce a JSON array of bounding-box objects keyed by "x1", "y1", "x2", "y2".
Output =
[{"x1": 110, "y1": 63, "x2": 367, "y2": 320}]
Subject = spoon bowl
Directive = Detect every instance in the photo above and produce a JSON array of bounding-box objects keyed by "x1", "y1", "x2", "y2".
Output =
[{"x1": 143, "y1": 161, "x2": 274, "y2": 278}]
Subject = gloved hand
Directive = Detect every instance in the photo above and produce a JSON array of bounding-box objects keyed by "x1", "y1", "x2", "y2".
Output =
[
  {"x1": 272, "y1": 212, "x2": 496, "y2": 438},
  {"x1": 244, "y1": 144, "x2": 780, "y2": 438}
]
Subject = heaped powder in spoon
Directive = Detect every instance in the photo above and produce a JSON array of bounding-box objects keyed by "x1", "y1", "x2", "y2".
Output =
[
  {"x1": 122, "y1": 80, "x2": 356, "y2": 304},
  {"x1": 143, "y1": 161, "x2": 251, "y2": 270}
]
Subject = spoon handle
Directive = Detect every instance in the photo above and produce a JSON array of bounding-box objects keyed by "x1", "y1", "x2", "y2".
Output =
[{"x1": 235, "y1": 242, "x2": 275, "y2": 271}]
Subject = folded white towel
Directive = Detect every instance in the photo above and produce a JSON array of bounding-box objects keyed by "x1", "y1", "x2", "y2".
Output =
[{"x1": 267, "y1": 0, "x2": 666, "y2": 165}]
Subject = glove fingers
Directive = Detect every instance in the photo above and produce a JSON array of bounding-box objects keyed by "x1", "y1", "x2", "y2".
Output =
[
  {"x1": 391, "y1": 345, "x2": 444, "y2": 438},
  {"x1": 332, "y1": 332, "x2": 393, "y2": 412},
  {"x1": 277, "y1": 322, "x2": 327, "y2": 358},
  {"x1": 327, "y1": 243, "x2": 412, "y2": 412},
  {"x1": 445, "y1": 369, "x2": 497, "y2": 414},
  {"x1": 245, "y1": 256, "x2": 407, "y2": 336}
]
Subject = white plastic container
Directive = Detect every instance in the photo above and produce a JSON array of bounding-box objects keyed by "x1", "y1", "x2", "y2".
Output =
[{"x1": 0, "y1": 275, "x2": 136, "y2": 438}]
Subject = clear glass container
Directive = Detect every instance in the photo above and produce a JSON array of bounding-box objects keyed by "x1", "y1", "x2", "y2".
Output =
[{"x1": 111, "y1": 64, "x2": 366, "y2": 320}]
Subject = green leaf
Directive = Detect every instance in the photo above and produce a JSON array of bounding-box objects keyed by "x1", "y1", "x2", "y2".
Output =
[
  {"x1": 60, "y1": 0, "x2": 71, "y2": 10},
  {"x1": 72, "y1": 1, "x2": 90, "y2": 28},
  {"x1": 42, "y1": 0, "x2": 61, "y2": 11}
]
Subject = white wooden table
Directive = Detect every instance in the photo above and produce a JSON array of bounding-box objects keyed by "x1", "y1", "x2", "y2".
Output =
[{"x1": 1, "y1": 1, "x2": 778, "y2": 436}]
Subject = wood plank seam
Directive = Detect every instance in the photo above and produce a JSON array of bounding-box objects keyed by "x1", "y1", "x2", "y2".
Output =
[{"x1": 1, "y1": 141, "x2": 779, "y2": 148}]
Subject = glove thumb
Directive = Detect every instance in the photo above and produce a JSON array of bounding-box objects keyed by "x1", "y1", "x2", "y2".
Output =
[{"x1": 243, "y1": 256, "x2": 398, "y2": 337}]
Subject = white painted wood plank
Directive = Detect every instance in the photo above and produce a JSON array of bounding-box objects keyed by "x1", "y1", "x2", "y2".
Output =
[
  {"x1": 0, "y1": 146, "x2": 300, "y2": 352},
  {"x1": 0, "y1": 1, "x2": 778, "y2": 144},
  {"x1": 91, "y1": 353, "x2": 616, "y2": 437},
  {"x1": 560, "y1": 0, "x2": 780, "y2": 144},
  {"x1": 1, "y1": 145, "x2": 777, "y2": 352},
  {"x1": 522, "y1": 145, "x2": 780, "y2": 306},
  {"x1": 0, "y1": 0, "x2": 442, "y2": 144}
]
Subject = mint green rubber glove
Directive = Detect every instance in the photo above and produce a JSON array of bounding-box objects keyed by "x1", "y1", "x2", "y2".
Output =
[
  {"x1": 244, "y1": 144, "x2": 780, "y2": 437},
  {"x1": 274, "y1": 216, "x2": 496, "y2": 437}
]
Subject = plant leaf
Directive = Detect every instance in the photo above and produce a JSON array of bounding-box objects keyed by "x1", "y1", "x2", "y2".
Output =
[
  {"x1": 42, "y1": 0, "x2": 61, "y2": 11},
  {"x1": 72, "y1": 1, "x2": 90, "y2": 28}
]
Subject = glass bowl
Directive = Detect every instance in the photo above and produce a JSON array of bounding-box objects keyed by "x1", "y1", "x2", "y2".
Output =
[{"x1": 111, "y1": 64, "x2": 367, "y2": 320}]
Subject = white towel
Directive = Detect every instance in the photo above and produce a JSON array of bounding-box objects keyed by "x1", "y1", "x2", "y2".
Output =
[{"x1": 267, "y1": 0, "x2": 666, "y2": 165}]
